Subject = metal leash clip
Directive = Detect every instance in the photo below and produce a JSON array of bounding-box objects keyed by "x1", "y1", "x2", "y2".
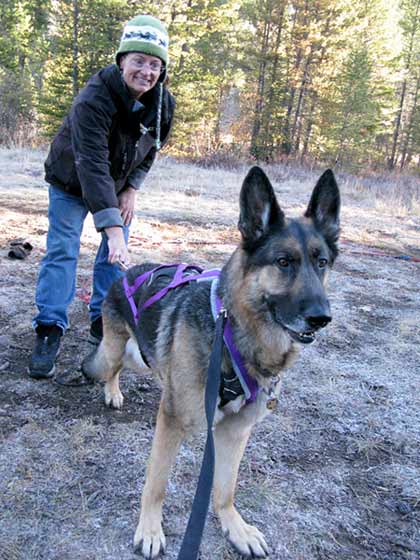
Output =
[{"x1": 219, "y1": 306, "x2": 228, "y2": 319}]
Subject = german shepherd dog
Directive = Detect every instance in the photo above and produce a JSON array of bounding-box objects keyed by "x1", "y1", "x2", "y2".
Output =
[{"x1": 82, "y1": 166, "x2": 340, "y2": 559}]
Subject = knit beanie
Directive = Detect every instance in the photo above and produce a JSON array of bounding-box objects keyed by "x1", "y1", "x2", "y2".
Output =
[{"x1": 116, "y1": 15, "x2": 169, "y2": 70}]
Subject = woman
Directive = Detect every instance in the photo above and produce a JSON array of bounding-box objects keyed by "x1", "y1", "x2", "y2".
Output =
[{"x1": 29, "y1": 15, "x2": 175, "y2": 379}]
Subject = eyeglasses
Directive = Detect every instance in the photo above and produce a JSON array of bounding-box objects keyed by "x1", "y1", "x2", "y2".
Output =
[{"x1": 129, "y1": 56, "x2": 163, "y2": 74}]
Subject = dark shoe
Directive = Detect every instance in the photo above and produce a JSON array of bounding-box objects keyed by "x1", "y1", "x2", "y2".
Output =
[
  {"x1": 88, "y1": 316, "x2": 103, "y2": 346},
  {"x1": 28, "y1": 325, "x2": 62, "y2": 379}
]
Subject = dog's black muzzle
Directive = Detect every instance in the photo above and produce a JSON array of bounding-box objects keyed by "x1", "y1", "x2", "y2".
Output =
[{"x1": 265, "y1": 296, "x2": 332, "y2": 344}]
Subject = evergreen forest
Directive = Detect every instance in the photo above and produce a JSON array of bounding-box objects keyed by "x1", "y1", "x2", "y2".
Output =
[{"x1": 1, "y1": 0, "x2": 419, "y2": 172}]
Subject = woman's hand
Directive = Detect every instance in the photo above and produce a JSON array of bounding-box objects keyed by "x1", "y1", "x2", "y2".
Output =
[
  {"x1": 105, "y1": 226, "x2": 130, "y2": 268},
  {"x1": 118, "y1": 186, "x2": 137, "y2": 226}
]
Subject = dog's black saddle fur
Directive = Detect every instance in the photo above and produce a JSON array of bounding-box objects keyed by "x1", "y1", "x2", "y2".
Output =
[{"x1": 126, "y1": 264, "x2": 246, "y2": 409}]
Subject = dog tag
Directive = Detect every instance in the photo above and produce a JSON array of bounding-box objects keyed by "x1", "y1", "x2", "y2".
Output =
[{"x1": 266, "y1": 397, "x2": 278, "y2": 410}]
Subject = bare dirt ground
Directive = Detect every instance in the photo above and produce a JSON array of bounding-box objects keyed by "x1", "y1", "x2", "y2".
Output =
[{"x1": 0, "y1": 148, "x2": 419, "y2": 560}]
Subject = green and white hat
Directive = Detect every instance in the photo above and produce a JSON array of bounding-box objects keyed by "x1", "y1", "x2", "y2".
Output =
[{"x1": 116, "y1": 15, "x2": 169, "y2": 67}]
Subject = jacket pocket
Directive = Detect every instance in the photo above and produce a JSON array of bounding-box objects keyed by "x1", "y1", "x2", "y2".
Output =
[
  {"x1": 45, "y1": 125, "x2": 76, "y2": 187},
  {"x1": 110, "y1": 136, "x2": 130, "y2": 180},
  {"x1": 132, "y1": 133, "x2": 155, "y2": 168},
  {"x1": 121, "y1": 139, "x2": 135, "y2": 177}
]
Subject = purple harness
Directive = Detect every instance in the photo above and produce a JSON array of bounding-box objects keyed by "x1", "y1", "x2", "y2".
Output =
[{"x1": 122, "y1": 263, "x2": 259, "y2": 405}]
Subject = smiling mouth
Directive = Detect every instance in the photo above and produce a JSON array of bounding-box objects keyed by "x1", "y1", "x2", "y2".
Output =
[
  {"x1": 266, "y1": 302, "x2": 316, "y2": 344},
  {"x1": 283, "y1": 327, "x2": 316, "y2": 344}
]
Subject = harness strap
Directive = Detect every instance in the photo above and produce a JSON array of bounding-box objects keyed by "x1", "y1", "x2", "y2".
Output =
[
  {"x1": 125, "y1": 264, "x2": 176, "y2": 296},
  {"x1": 177, "y1": 308, "x2": 226, "y2": 560},
  {"x1": 123, "y1": 264, "x2": 181, "y2": 322},
  {"x1": 211, "y1": 278, "x2": 260, "y2": 404},
  {"x1": 124, "y1": 266, "x2": 260, "y2": 405},
  {"x1": 123, "y1": 264, "x2": 204, "y2": 323},
  {"x1": 223, "y1": 319, "x2": 259, "y2": 404},
  {"x1": 141, "y1": 268, "x2": 218, "y2": 312},
  {"x1": 123, "y1": 276, "x2": 139, "y2": 322}
]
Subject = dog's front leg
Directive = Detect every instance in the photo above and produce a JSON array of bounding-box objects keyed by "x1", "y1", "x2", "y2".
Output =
[
  {"x1": 134, "y1": 402, "x2": 184, "y2": 559},
  {"x1": 213, "y1": 418, "x2": 269, "y2": 558}
]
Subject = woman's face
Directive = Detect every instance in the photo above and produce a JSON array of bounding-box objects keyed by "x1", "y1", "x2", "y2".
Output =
[{"x1": 120, "y1": 52, "x2": 163, "y2": 98}]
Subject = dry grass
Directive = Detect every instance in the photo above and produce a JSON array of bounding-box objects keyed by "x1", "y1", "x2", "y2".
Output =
[
  {"x1": 0, "y1": 148, "x2": 419, "y2": 560},
  {"x1": 335, "y1": 171, "x2": 420, "y2": 217}
]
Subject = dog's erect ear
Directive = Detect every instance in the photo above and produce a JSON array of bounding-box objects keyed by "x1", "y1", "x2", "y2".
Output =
[
  {"x1": 238, "y1": 166, "x2": 284, "y2": 246},
  {"x1": 305, "y1": 169, "x2": 340, "y2": 247}
]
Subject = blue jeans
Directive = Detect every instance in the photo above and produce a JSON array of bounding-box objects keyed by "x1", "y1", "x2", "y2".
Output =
[{"x1": 34, "y1": 185, "x2": 129, "y2": 332}]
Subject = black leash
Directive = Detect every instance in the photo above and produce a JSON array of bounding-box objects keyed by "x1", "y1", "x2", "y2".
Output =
[{"x1": 177, "y1": 309, "x2": 226, "y2": 560}]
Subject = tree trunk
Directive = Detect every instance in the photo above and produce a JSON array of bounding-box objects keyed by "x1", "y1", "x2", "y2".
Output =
[
  {"x1": 262, "y1": 6, "x2": 285, "y2": 159},
  {"x1": 72, "y1": 0, "x2": 79, "y2": 97},
  {"x1": 301, "y1": 93, "x2": 316, "y2": 162},
  {"x1": 389, "y1": 80, "x2": 407, "y2": 169},
  {"x1": 173, "y1": 0, "x2": 193, "y2": 78},
  {"x1": 291, "y1": 50, "x2": 313, "y2": 154},
  {"x1": 335, "y1": 108, "x2": 352, "y2": 166},
  {"x1": 388, "y1": 0, "x2": 420, "y2": 169},
  {"x1": 250, "y1": 20, "x2": 271, "y2": 159},
  {"x1": 297, "y1": 15, "x2": 331, "y2": 158},
  {"x1": 400, "y1": 73, "x2": 420, "y2": 169},
  {"x1": 281, "y1": 2, "x2": 309, "y2": 154},
  {"x1": 214, "y1": 81, "x2": 228, "y2": 147}
]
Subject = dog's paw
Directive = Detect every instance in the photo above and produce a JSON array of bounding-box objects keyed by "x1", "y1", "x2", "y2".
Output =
[
  {"x1": 133, "y1": 519, "x2": 166, "y2": 559},
  {"x1": 104, "y1": 384, "x2": 124, "y2": 409},
  {"x1": 220, "y1": 508, "x2": 269, "y2": 558}
]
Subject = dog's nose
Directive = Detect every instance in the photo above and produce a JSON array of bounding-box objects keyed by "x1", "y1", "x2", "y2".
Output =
[{"x1": 307, "y1": 314, "x2": 331, "y2": 329}]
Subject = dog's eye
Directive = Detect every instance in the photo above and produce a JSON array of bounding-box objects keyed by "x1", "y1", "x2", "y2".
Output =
[
  {"x1": 318, "y1": 258, "x2": 328, "y2": 268},
  {"x1": 277, "y1": 257, "x2": 289, "y2": 268}
]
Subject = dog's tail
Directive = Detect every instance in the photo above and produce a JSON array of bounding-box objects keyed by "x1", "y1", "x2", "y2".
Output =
[
  {"x1": 81, "y1": 346, "x2": 111, "y2": 382},
  {"x1": 81, "y1": 339, "x2": 148, "y2": 382},
  {"x1": 124, "y1": 338, "x2": 148, "y2": 370}
]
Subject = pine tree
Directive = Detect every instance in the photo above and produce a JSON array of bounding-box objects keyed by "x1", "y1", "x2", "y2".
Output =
[
  {"x1": 390, "y1": 0, "x2": 420, "y2": 169},
  {"x1": 0, "y1": 0, "x2": 417, "y2": 170},
  {"x1": 162, "y1": 0, "x2": 243, "y2": 156},
  {"x1": 326, "y1": 46, "x2": 380, "y2": 169},
  {"x1": 0, "y1": 0, "x2": 51, "y2": 144},
  {"x1": 37, "y1": 0, "x2": 130, "y2": 137}
]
